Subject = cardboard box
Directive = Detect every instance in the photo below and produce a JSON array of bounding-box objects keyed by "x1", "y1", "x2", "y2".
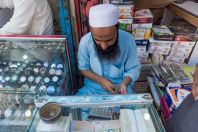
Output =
[
  {"x1": 117, "y1": 5, "x2": 134, "y2": 14},
  {"x1": 169, "y1": 52, "x2": 190, "y2": 59},
  {"x1": 110, "y1": 0, "x2": 134, "y2": 5},
  {"x1": 172, "y1": 41, "x2": 196, "y2": 49},
  {"x1": 149, "y1": 37, "x2": 173, "y2": 47},
  {"x1": 138, "y1": 52, "x2": 149, "y2": 58},
  {"x1": 132, "y1": 29, "x2": 151, "y2": 40},
  {"x1": 170, "y1": 47, "x2": 193, "y2": 54},
  {"x1": 119, "y1": 12, "x2": 133, "y2": 19},
  {"x1": 152, "y1": 25, "x2": 174, "y2": 41},
  {"x1": 188, "y1": 41, "x2": 198, "y2": 66},
  {"x1": 135, "y1": 40, "x2": 149, "y2": 45},
  {"x1": 132, "y1": 23, "x2": 153, "y2": 29},
  {"x1": 138, "y1": 57, "x2": 152, "y2": 64},
  {"x1": 119, "y1": 19, "x2": 132, "y2": 32},
  {"x1": 148, "y1": 45, "x2": 171, "y2": 55},
  {"x1": 166, "y1": 56, "x2": 185, "y2": 64},
  {"x1": 133, "y1": 9, "x2": 153, "y2": 24},
  {"x1": 132, "y1": 9, "x2": 153, "y2": 29},
  {"x1": 137, "y1": 45, "x2": 147, "y2": 53}
]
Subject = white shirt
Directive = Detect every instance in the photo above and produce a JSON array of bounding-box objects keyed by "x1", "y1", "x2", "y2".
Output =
[{"x1": 0, "y1": 0, "x2": 54, "y2": 35}]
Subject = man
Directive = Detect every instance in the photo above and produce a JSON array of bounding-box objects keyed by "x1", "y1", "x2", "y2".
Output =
[
  {"x1": 165, "y1": 65, "x2": 198, "y2": 132},
  {"x1": 0, "y1": 0, "x2": 53, "y2": 35},
  {"x1": 192, "y1": 64, "x2": 198, "y2": 100},
  {"x1": 77, "y1": 4, "x2": 140, "y2": 95}
]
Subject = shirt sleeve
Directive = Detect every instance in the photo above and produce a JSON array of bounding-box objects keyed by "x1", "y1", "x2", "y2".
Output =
[
  {"x1": 123, "y1": 36, "x2": 141, "y2": 85},
  {"x1": 0, "y1": 0, "x2": 13, "y2": 8},
  {"x1": 0, "y1": 0, "x2": 35, "y2": 35},
  {"x1": 78, "y1": 37, "x2": 91, "y2": 71}
]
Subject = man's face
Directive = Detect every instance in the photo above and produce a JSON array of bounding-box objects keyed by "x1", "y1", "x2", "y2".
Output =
[{"x1": 91, "y1": 25, "x2": 120, "y2": 61}]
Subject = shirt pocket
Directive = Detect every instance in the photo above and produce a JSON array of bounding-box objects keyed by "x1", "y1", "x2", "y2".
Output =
[{"x1": 109, "y1": 64, "x2": 124, "y2": 79}]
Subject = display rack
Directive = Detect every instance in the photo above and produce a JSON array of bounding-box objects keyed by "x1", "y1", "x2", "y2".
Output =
[{"x1": 0, "y1": 35, "x2": 74, "y2": 132}]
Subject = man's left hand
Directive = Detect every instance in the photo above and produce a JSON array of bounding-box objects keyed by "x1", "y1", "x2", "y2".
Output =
[{"x1": 120, "y1": 82, "x2": 127, "y2": 94}]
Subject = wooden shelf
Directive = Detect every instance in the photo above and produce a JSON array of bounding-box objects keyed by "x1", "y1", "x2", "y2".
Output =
[{"x1": 167, "y1": 2, "x2": 198, "y2": 28}]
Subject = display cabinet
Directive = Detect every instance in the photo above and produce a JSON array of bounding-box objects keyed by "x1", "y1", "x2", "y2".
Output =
[
  {"x1": 28, "y1": 94, "x2": 165, "y2": 132},
  {"x1": 0, "y1": 35, "x2": 74, "y2": 132}
]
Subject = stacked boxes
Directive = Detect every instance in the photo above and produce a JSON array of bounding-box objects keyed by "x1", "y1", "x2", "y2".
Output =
[
  {"x1": 135, "y1": 40, "x2": 150, "y2": 64},
  {"x1": 149, "y1": 25, "x2": 197, "y2": 64},
  {"x1": 134, "y1": 64, "x2": 152, "y2": 93},
  {"x1": 117, "y1": 5, "x2": 134, "y2": 32},
  {"x1": 166, "y1": 41, "x2": 196, "y2": 63},
  {"x1": 132, "y1": 9, "x2": 153, "y2": 40},
  {"x1": 148, "y1": 38, "x2": 172, "y2": 55},
  {"x1": 152, "y1": 25, "x2": 175, "y2": 41},
  {"x1": 151, "y1": 62, "x2": 193, "y2": 119}
]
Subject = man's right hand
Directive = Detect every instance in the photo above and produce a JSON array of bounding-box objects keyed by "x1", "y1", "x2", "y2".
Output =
[
  {"x1": 80, "y1": 70, "x2": 115, "y2": 94},
  {"x1": 98, "y1": 78, "x2": 115, "y2": 94}
]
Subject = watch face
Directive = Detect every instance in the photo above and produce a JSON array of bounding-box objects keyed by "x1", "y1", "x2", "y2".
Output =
[
  {"x1": 47, "y1": 86, "x2": 55, "y2": 94},
  {"x1": 51, "y1": 64, "x2": 56, "y2": 68},
  {"x1": 52, "y1": 76, "x2": 58, "y2": 82},
  {"x1": 40, "y1": 67, "x2": 46, "y2": 75},
  {"x1": 28, "y1": 76, "x2": 34, "y2": 83},
  {"x1": 5, "y1": 76, "x2": 10, "y2": 81},
  {"x1": 25, "y1": 109, "x2": 32, "y2": 118},
  {"x1": 9, "y1": 64, "x2": 18, "y2": 68},
  {"x1": 40, "y1": 85, "x2": 47, "y2": 91},
  {"x1": 35, "y1": 76, "x2": 41, "y2": 84},
  {"x1": 33, "y1": 68, "x2": 39, "y2": 73},
  {"x1": 11, "y1": 75, "x2": 18, "y2": 81},
  {"x1": 55, "y1": 69, "x2": 62, "y2": 76},
  {"x1": 30, "y1": 86, "x2": 36, "y2": 91},
  {"x1": 21, "y1": 84, "x2": 29, "y2": 91},
  {"x1": 4, "y1": 108, "x2": 12, "y2": 118},
  {"x1": 49, "y1": 69, "x2": 56, "y2": 75},
  {"x1": 57, "y1": 64, "x2": 63, "y2": 69},
  {"x1": 20, "y1": 76, "x2": 26, "y2": 82},
  {"x1": 43, "y1": 62, "x2": 49, "y2": 67},
  {"x1": 44, "y1": 77, "x2": 50, "y2": 83}
]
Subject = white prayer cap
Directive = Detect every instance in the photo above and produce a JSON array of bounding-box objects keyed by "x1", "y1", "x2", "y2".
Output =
[{"x1": 89, "y1": 4, "x2": 118, "y2": 28}]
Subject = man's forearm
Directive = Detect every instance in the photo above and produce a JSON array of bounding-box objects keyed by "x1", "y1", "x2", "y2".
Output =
[
  {"x1": 122, "y1": 76, "x2": 132, "y2": 86},
  {"x1": 81, "y1": 69, "x2": 103, "y2": 84}
]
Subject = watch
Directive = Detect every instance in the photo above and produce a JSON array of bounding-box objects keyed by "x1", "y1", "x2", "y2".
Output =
[
  {"x1": 57, "y1": 64, "x2": 63, "y2": 69},
  {"x1": 20, "y1": 76, "x2": 27, "y2": 82},
  {"x1": 52, "y1": 76, "x2": 58, "y2": 82},
  {"x1": 35, "y1": 76, "x2": 42, "y2": 84}
]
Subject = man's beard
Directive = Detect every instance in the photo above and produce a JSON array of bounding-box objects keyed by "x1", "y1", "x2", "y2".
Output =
[{"x1": 93, "y1": 34, "x2": 120, "y2": 61}]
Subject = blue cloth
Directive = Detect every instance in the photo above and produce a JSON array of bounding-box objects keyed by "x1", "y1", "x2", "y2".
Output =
[{"x1": 77, "y1": 30, "x2": 140, "y2": 95}]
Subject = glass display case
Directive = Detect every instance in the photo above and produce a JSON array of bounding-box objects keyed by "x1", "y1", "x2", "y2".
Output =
[
  {"x1": 0, "y1": 35, "x2": 74, "y2": 132},
  {"x1": 28, "y1": 94, "x2": 165, "y2": 132},
  {"x1": 0, "y1": 36, "x2": 74, "y2": 95}
]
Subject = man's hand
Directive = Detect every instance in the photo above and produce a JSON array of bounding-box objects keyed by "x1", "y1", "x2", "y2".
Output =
[
  {"x1": 120, "y1": 82, "x2": 127, "y2": 94},
  {"x1": 119, "y1": 76, "x2": 132, "y2": 94},
  {"x1": 99, "y1": 78, "x2": 116, "y2": 94},
  {"x1": 192, "y1": 65, "x2": 198, "y2": 100}
]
